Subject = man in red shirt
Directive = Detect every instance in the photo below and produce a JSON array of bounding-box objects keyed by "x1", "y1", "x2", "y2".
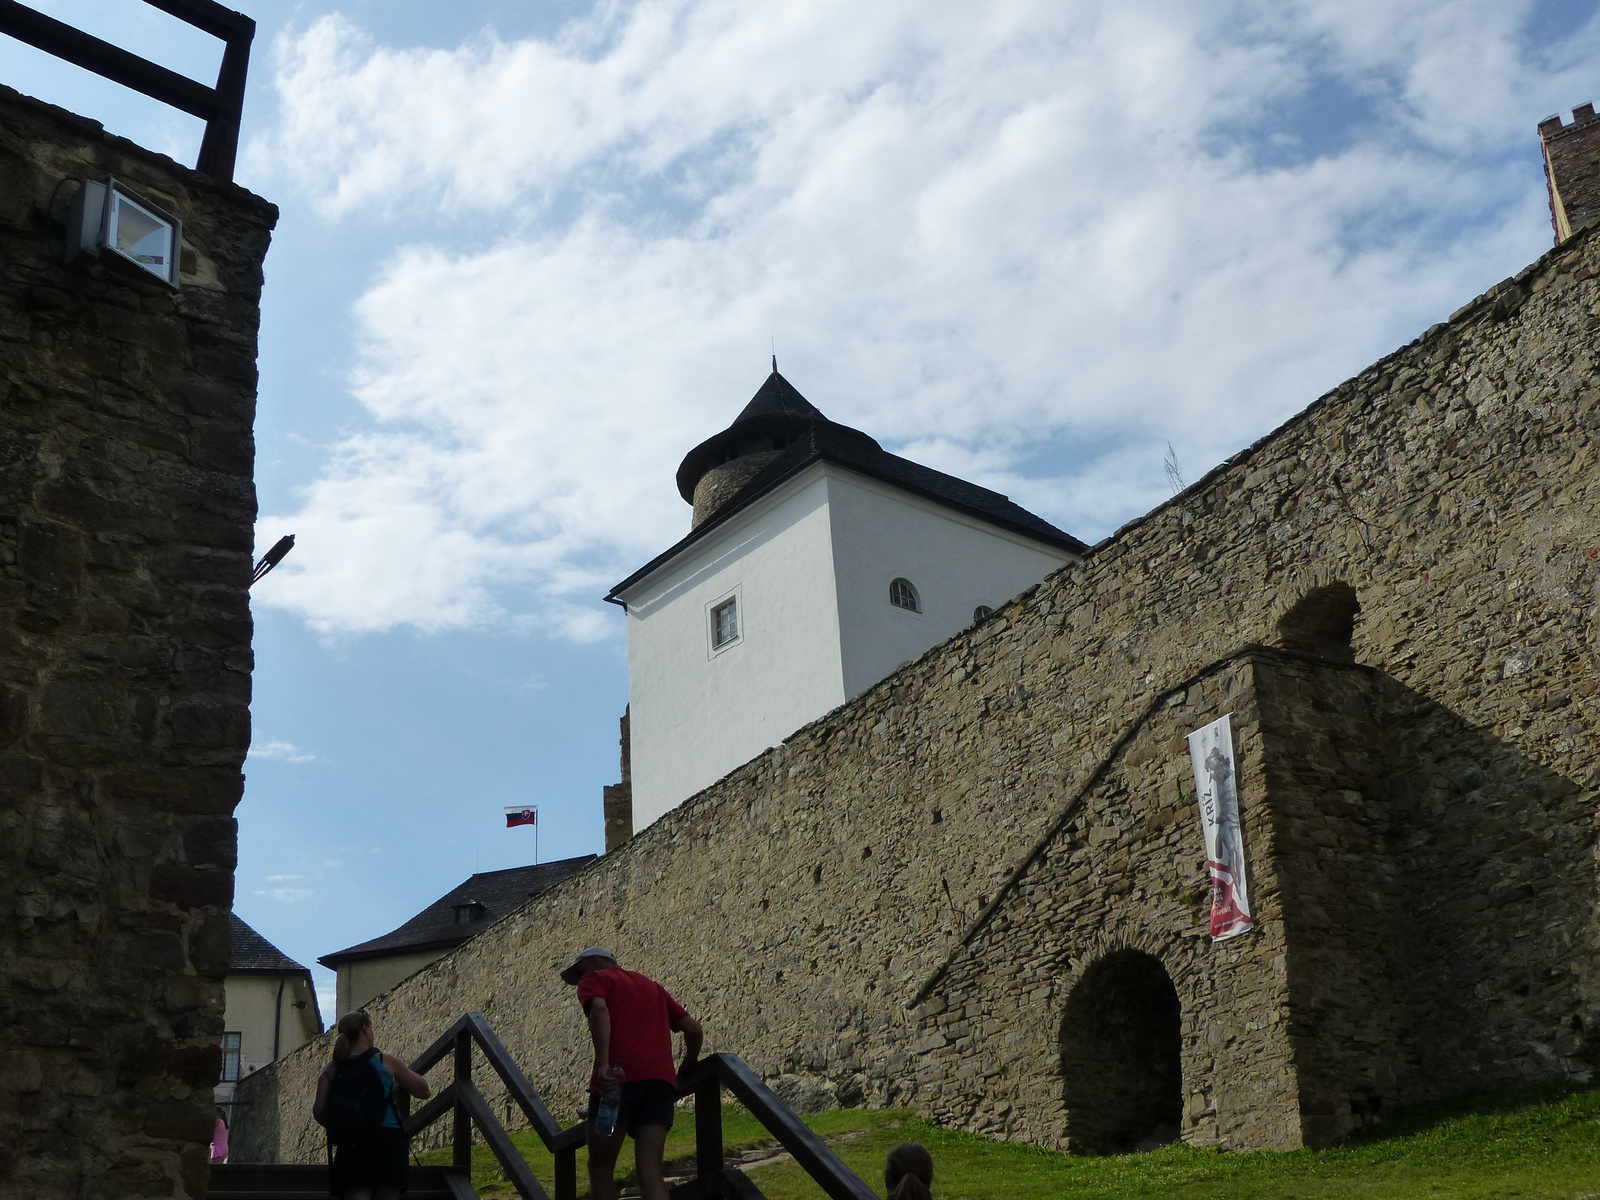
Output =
[{"x1": 561, "y1": 946, "x2": 703, "y2": 1200}]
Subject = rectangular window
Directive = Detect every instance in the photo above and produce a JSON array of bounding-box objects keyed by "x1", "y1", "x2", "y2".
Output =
[
  {"x1": 711, "y1": 597, "x2": 739, "y2": 648},
  {"x1": 221, "y1": 1032, "x2": 242, "y2": 1082}
]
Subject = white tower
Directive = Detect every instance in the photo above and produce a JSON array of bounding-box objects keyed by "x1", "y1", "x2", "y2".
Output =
[{"x1": 608, "y1": 368, "x2": 1084, "y2": 831}]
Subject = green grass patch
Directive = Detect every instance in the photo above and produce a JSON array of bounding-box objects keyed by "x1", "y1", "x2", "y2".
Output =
[
  {"x1": 747, "y1": 1082, "x2": 1600, "y2": 1199},
  {"x1": 422, "y1": 1082, "x2": 1600, "y2": 1198}
]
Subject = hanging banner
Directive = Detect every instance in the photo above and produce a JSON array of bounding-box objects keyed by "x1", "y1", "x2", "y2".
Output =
[{"x1": 1186, "y1": 714, "x2": 1254, "y2": 941}]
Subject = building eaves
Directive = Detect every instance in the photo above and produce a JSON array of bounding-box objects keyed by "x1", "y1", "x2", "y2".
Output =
[
  {"x1": 318, "y1": 855, "x2": 596, "y2": 968},
  {"x1": 610, "y1": 427, "x2": 1085, "y2": 604},
  {"x1": 231, "y1": 913, "x2": 312, "y2": 974}
]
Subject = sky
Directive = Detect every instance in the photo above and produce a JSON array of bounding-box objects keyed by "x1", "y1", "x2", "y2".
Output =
[{"x1": 3, "y1": 0, "x2": 1598, "y2": 1022}]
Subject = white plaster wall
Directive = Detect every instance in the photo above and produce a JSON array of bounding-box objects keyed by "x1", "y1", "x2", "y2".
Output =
[
  {"x1": 824, "y1": 469, "x2": 1075, "y2": 698},
  {"x1": 223, "y1": 974, "x2": 321, "y2": 1081},
  {"x1": 336, "y1": 949, "x2": 446, "y2": 1017},
  {"x1": 620, "y1": 467, "x2": 845, "y2": 830}
]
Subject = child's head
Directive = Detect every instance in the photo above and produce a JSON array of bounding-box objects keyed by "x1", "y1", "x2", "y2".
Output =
[{"x1": 885, "y1": 1142, "x2": 934, "y2": 1200}]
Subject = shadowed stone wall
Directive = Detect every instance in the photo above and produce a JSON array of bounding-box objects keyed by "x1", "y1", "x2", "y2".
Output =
[
  {"x1": 923, "y1": 650, "x2": 1599, "y2": 1151},
  {"x1": 0, "y1": 87, "x2": 274, "y2": 1199},
  {"x1": 247, "y1": 216, "x2": 1599, "y2": 1161}
]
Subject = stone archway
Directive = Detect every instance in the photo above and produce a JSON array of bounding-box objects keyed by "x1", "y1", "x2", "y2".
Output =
[
  {"x1": 1275, "y1": 581, "x2": 1361, "y2": 662},
  {"x1": 1060, "y1": 950, "x2": 1183, "y2": 1154}
]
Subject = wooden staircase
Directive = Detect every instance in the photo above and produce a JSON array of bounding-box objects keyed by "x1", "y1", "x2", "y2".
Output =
[
  {"x1": 212, "y1": 1012, "x2": 875, "y2": 1200},
  {"x1": 207, "y1": 1162, "x2": 477, "y2": 1198}
]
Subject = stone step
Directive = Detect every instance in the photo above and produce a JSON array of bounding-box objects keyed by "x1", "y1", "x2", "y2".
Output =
[{"x1": 207, "y1": 1163, "x2": 474, "y2": 1198}]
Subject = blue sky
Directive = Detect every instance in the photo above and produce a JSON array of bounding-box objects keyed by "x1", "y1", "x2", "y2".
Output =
[{"x1": 4, "y1": 0, "x2": 1598, "y2": 1020}]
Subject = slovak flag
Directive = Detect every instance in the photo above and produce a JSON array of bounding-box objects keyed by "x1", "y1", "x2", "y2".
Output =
[{"x1": 504, "y1": 806, "x2": 537, "y2": 829}]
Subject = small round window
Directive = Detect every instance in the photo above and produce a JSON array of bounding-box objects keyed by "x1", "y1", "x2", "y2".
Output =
[
  {"x1": 889, "y1": 578, "x2": 920, "y2": 612},
  {"x1": 973, "y1": 605, "x2": 993, "y2": 622}
]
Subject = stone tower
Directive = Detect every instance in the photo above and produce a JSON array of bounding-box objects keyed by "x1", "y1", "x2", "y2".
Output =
[
  {"x1": 0, "y1": 72, "x2": 273, "y2": 1200},
  {"x1": 676, "y1": 360, "x2": 833, "y2": 527},
  {"x1": 1539, "y1": 101, "x2": 1600, "y2": 242}
]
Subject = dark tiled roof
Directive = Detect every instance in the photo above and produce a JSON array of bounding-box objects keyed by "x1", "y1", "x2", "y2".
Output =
[
  {"x1": 318, "y1": 855, "x2": 596, "y2": 967},
  {"x1": 231, "y1": 913, "x2": 312, "y2": 974},
  {"x1": 614, "y1": 396, "x2": 1085, "y2": 602},
  {"x1": 734, "y1": 367, "x2": 826, "y2": 424}
]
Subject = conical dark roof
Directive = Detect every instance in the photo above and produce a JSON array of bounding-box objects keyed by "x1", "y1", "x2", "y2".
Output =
[
  {"x1": 733, "y1": 366, "x2": 826, "y2": 425},
  {"x1": 676, "y1": 367, "x2": 873, "y2": 503}
]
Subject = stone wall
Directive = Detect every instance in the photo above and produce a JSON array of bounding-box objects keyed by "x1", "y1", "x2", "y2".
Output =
[
  {"x1": 917, "y1": 654, "x2": 1300, "y2": 1152},
  {"x1": 251, "y1": 215, "x2": 1598, "y2": 1162},
  {"x1": 917, "y1": 649, "x2": 1600, "y2": 1152},
  {"x1": 0, "y1": 87, "x2": 274, "y2": 1198}
]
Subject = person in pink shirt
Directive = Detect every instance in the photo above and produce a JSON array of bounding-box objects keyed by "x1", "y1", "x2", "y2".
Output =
[
  {"x1": 209, "y1": 1107, "x2": 229, "y2": 1164},
  {"x1": 561, "y1": 946, "x2": 703, "y2": 1200}
]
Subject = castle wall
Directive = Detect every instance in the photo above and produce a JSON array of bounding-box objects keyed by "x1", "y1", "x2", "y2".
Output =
[
  {"x1": 1251, "y1": 656, "x2": 1423, "y2": 1145},
  {"x1": 249, "y1": 220, "x2": 1599, "y2": 1162},
  {"x1": 1377, "y1": 666, "x2": 1600, "y2": 1097},
  {"x1": 0, "y1": 88, "x2": 273, "y2": 1198},
  {"x1": 919, "y1": 656, "x2": 1303, "y2": 1152}
]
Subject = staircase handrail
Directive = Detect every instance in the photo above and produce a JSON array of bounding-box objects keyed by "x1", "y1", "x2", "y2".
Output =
[
  {"x1": 404, "y1": 1012, "x2": 579, "y2": 1200},
  {"x1": 401, "y1": 1013, "x2": 879, "y2": 1200},
  {"x1": 677, "y1": 1054, "x2": 877, "y2": 1200},
  {"x1": 412, "y1": 1013, "x2": 586, "y2": 1153}
]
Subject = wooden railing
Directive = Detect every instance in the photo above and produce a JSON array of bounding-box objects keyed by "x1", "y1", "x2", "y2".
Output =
[
  {"x1": 0, "y1": 0, "x2": 254, "y2": 180},
  {"x1": 401, "y1": 1012, "x2": 877, "y2": 1200},
  {"x1": 405, "y1": 1013, "x2": 584, "y2": 1200},
  {"x1": 677, "y1": 1055, "x2": 877, "y2": 1200}
]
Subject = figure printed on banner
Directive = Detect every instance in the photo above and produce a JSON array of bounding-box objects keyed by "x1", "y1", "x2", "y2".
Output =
[{"x1": 1186, "y1": 714, "x2": 1254, "y2": 940}]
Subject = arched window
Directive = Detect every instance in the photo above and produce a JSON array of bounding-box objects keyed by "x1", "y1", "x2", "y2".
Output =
[
  {"x1": 973, "y1": 605, "x2": 993, "y2": 622},
  {"x1": 1275, "y1": 582, "x2": 1360, "y2": 662},
  {"x1": 889, "y1": 578, "x2": 920, "y2": 612}
]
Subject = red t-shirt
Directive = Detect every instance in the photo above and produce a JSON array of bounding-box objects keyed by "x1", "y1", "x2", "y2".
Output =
[{"x1": 576, "y1": 967, "x2": 688, "y2": 1093}]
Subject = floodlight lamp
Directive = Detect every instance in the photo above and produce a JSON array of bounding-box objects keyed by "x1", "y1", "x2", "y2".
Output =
[{"x1": 65, "y1": 177, "x2": 182, "y2": 288}]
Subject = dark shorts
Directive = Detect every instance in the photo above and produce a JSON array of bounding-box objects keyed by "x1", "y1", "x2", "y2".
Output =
[
  {"x1": 587, "y1": 1079, "x2": 677, "y2": 1136},
  {"x1": 330, "y1": 1126, "x2": 409, "y2": 1195}
]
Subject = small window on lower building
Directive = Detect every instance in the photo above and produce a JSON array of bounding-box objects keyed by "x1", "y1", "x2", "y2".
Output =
[
  {"x1": 973, "y1": 605, "x2": 993, "y2": 622},
  {"x1": 453, "y1": 902, "x2": 487, "y2": 925},
  {"x1": 889, "y1": 578, "x2": 920, "y2": 612},
  {"x1": 711, "y1": 597, "x2": 739, "y2": 648},
  {"x1": 221, "y1": 1032, "x2": 242, "y2": 1082}
]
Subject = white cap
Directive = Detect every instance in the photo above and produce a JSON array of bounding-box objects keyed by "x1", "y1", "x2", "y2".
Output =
[{"x1": 560, "y1": 946, "x2": 615, "y2": 985}]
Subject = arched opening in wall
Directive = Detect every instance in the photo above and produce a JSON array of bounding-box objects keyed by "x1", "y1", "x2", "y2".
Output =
[
  {"x1": 1274, "y1": 582, "x2": 1361, "y2": 662},
  {"x1": 1059, "y1": 950, "x2": 1182, "y2": 1154}
]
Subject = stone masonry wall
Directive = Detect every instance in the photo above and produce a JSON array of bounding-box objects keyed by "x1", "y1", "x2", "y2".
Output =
[
  {"x1": 0, "y1": 88, "x2": 274, "y2": 1199},
  {"x1": 1377, "y1": 665, "x2": 1599, "y2": 1095},
  {"x1": 1254, "y1": 656, "x2": 1424, "y2": 1145},
  {"x1": 919, "y1": 648, "x2": 1600, "y2": 1154},
  {"x1": 252, "y1": 218, "x2": 1599, "y2": 1162},
  {"x1": 917, "y1": 654, "x2": 1303, "y2": 1152}
]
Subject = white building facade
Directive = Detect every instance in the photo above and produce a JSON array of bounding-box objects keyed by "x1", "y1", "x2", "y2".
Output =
[{"x1": 610, "y1": 369, "x2": 1084, "y2": 831}]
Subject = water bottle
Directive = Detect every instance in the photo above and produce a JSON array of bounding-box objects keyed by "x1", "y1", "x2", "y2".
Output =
[{"x1": 594, "y1": 1060, "x2": 624, "y2": 1136}]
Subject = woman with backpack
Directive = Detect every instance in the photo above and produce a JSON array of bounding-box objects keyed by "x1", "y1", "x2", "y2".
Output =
[{"x1": 313, "y1": 1011, "x2": 432, "y2": 1200}]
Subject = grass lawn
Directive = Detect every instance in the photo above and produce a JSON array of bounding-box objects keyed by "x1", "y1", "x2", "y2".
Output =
[{"x1": 426, "y1": 1082, "x2": 1600, "y2": 1199}]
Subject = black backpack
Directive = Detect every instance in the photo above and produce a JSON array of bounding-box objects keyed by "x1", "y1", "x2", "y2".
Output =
[{"x1": 320, "y1": 1049, "x2": 393, "y2": 1144}]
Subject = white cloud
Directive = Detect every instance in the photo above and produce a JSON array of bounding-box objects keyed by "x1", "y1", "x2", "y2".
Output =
[
  {"x1": 248, "y1": 0, "x2": 1600, "y2": 635},
  {"x1": 249, "y1": 739, "x2": 317, "y2": 763},
  {"x1": 256, "y1": 887, "x2": 315, "y2": 903}
]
